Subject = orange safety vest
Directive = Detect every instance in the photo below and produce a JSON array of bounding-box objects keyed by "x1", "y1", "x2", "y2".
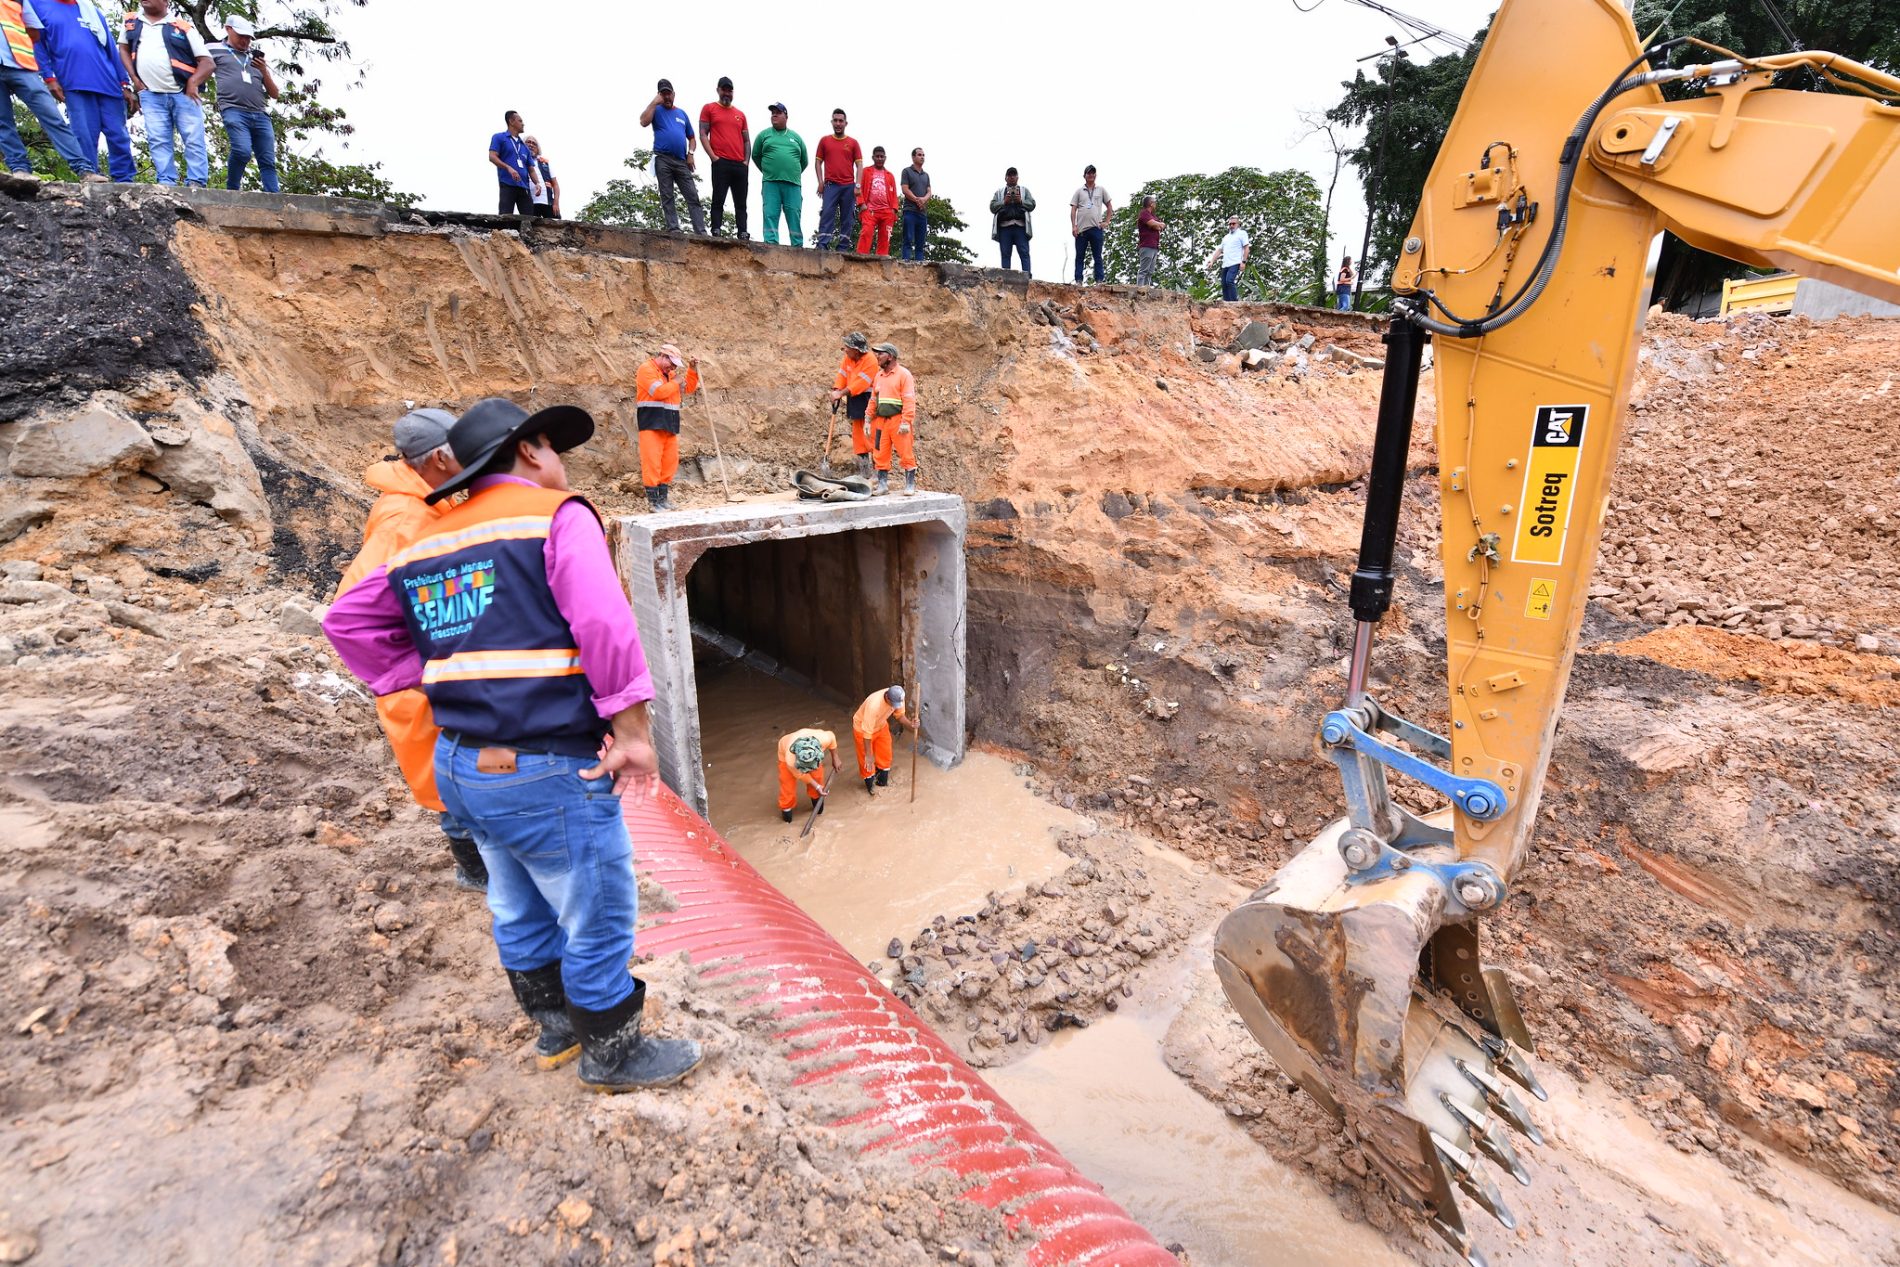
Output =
[
  {"x1": 1, "y1": 0, "x2": 38, "y2": 72},
  {"x1": 122, "y1": 12, "x2": 201, "y2": 88},
  {"x1": 834, "y1": 351, "x2": 877, "y2": 397}
]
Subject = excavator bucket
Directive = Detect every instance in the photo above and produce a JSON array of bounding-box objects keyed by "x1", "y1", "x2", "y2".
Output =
[{"x1": 1213, "y1": 821, "x2": 1544, "y2": 1267}]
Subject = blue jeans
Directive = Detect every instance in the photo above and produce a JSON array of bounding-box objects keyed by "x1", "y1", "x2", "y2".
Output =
[
  {"x1": 901, "y1": 205, "x2": 928, "y2": 261},
  {"x1": 62, "y1": 89, "x2": 134, "y2": 181},
  {"x1": 818, "y1": 182, "x2": 855, "y2": 250},
  {"x1": 1222, "y1": 263, "x2": 1242, "y2": 302},
  {"x1": 222, "y1": 106, "x2": 278, "y2": 192},
  {"x1": 140, "y1": 89, "x2": 208, "y2": 186},
  {"x1": 434, "y1": 737, "x2": 638, "y2": 1012},
  {"x1": 1074, "y1": 225, "x2": 1105, "y2": 282},
  {"x1": 998, "y1": 225, "x2": 1030, "y2": 272},
  {"x1": 1335, "y1": 286, "x2": 1354, "y2": 311},
  {"x1": 0, "y1": 64, "x2": 96, "y2": 175}
]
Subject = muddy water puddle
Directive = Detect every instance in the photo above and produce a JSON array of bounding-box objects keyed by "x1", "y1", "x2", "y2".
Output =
[{"x1": 695, "y1": 662, "x2": 1073, "y2": 964}]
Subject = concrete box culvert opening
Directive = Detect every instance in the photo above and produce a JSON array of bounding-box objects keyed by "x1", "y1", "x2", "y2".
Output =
[{"x1": 615, "y1": 493, "x2": 967, "y2": 818}]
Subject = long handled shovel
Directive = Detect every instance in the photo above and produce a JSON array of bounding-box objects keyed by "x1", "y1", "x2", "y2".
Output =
[
  {"x1": 821, "y1": 399, "x2": 839, "y2": 476},
  {"x1": 798, "y1": 778, "x2": 831, "y2": 839},
  {"x1": 696, "y1": 387, "x2": 736, "y2": 502}
]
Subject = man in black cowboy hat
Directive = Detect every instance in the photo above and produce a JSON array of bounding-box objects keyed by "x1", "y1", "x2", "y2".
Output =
[{"x1": 324, "y1": 397, "x2": 703, "y2": 1093}]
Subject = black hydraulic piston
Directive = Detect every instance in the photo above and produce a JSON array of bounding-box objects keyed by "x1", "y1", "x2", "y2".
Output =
[{"x1": 1348, "y1": 318, "x2": 1428, "y2": 624}]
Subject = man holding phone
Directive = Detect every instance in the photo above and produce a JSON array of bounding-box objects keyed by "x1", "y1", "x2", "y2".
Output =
[{"x1": 206, "y1": 14, "x2": 278, "y2": 192}]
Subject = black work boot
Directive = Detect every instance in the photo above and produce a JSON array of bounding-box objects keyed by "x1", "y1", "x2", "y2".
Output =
[
  {"x1": 857, "y1": 454, "x2": 872, "y2": 479},
  {"x1": 445, "y1": 832, "x2": 489, "y2": 891},
  {"x1": 781, "y1": 808, "x2": 793, "y2": 823},
  {"x1": 506, "y1": 963, "x2": 582, "y2": 1070},
  {"x1": 568, "y1": 980, "x2": 703, "y2": 1092},
  {"x1": 875, "y1": 471, "x2": 889, "y2": 496},
  {"x1": 645, "y1": 486, "x2": 663, "y2": 511},
  {"x1": 863, "y1": 775, "x2": 875, "y2": 794},
  {"x1": 656, "y1": 483, "x2": 673, "y2": 510},
  {"x1": 903, "y1": 470, "x2": 917, "y2": 497},
  {"x1": 876, "y1": 768, "x2": 890, "y2": 788}
]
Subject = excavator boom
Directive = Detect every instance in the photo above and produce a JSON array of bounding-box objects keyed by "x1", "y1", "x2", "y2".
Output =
[{"x1": 1216, "y1": 1, "x2": 1900, "y2": 1261}]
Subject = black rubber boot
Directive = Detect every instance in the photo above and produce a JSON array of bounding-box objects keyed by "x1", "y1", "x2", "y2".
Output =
[
  {"x1": 656, "y1": 483, "x2": 673, "y2": 510},
  {"x1": 876, "y1": 768, "x2": 890, "y2": 788},
  {"x1": 781, "y1": 808, "x2": 793, "y2": 823},
  {"x1": 857, "y1": 454, "x2": 872, "y2": 479},
  {"x1": 875, "y1": 471, "x2": 889, "y2": 496},
  {"x1": 505, "y1": 963, "x2": 581, "y2": 1070},
  {"x1": 864, "y1": 775, "x2": 875, "y2": 794},
  {"x1": 645, "y1": 486, "x2": 662, "y2": 511},
  {"x1": 569, "y1": 980, "x2": 703, "y2": 1092},
  {"x1": 903, "y1": 470, "x2": 917, "y2": 497},
  {"x1": 445, "y1": 832, "x2": 488, "y2": 891}
]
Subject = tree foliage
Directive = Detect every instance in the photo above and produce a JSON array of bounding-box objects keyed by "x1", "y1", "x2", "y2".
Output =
[
  {"x1": 1100, "y1": 167, "x2": 1329, "y2": 301},
  {"x1": 895, "y1": 196, "x2": 975, "y2": 264},
  {"x1": 575, "y1": 150, "x2": 697, "y2": 230}
]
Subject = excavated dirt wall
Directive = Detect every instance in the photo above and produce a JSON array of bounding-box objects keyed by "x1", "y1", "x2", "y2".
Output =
[{"x1": 6, "y1": 186, "x2": 1900, "y2": 1261}]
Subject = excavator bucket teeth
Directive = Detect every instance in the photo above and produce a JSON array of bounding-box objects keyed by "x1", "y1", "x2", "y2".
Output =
[{"x1": 1213, "y1": 820, "x2": 1542, "y2": 1244}]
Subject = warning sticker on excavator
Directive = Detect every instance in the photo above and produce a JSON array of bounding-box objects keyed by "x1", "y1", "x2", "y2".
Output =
[
  {"x1": 1525, "y1": 578, "x2": 1557, "y2": 620},
  {"x1": 1512, "y1": 404, "x2": 1589, "y2": 566}
]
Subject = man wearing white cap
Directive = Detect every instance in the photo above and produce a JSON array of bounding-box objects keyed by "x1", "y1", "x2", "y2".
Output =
[
  {"x1": 632, "y1": 342, "x2": 700, "y2": 510},
  {"x1": 206, "y1": 13, "x2": 280, "y2": 191}
]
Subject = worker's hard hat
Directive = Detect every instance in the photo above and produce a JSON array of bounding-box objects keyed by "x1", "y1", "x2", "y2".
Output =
[
  {"x1": 842, "y1": 332, "x2": 869, "y2": 352},
  {"x1": 872, "y1": 342, "x2": 899, "y2": 357},
  {"x1": 886, "y1": 685, "x2": 905, "y2": 705}
]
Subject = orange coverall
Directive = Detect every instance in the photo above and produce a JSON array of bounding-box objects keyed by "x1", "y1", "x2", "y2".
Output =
[
  {"x1": 852, "y1": 690, "x2": 911, "y2": 778},
  {"x1": 633, "y1": 357, "x2": 702, "y2": 489},
  {"x1": 835, "y1": 350, "x2": 879, "y2": 455},
  {"x1": 777, "y1": 728, "x2": 838, "y2": 811},
  {"x1": 333, "y1": 459, "x2": 458, "y2": 811},
  {"x1": 871, "y1": 364, "x2": 918, "y2": 473}
]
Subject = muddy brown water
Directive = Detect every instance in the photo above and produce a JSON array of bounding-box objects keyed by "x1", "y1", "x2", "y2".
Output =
[{"x1": 694, "y1": 662, "x2": 1397, "y2": 1266}]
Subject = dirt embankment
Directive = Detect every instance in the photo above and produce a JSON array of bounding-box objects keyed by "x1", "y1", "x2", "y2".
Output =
[{"x1": 5, "y1": 185, "x2": 1899, "y2": 1262}]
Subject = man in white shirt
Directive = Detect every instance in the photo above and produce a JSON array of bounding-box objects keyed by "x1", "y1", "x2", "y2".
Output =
[
  {"x1": 1069, "y1": 164, "x2": 1112, "y2": 285},
  {"x1": 117, "y1": 0, "x2": 213, "y2": 187},
  {"x1": 1207, "y1": 214, "x2": 1251, "y2": 303}
]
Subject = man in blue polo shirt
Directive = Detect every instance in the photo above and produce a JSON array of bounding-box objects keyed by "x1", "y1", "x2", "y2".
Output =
[
  {"x1": 1, "y1": 0, "x2": 108, "y2": 183},
  {"x1": 19, "y1": 0, "x2": 127, "y2": 181},
  {"x1": 638, "y1": 77, "x2": 705, "y2": 235},
  {"x1": 487, "y1": 108, "x2": 539, "y2": 217}
]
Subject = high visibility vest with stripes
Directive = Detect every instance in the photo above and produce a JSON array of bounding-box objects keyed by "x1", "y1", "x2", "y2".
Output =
[
  {"x1": 1, "y1": 0, "x2": 38, "y2": 72},
  {"x1": 386, "y1": 482, "x2": 604, "y2": 757},
  {"x1": 122, "y1": 13, "x2": 199, "y2": 89}
]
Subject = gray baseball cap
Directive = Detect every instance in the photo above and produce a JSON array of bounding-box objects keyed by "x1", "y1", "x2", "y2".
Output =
[{"x1": 393, "y1": 408, "x2": 455, "y2": 460}]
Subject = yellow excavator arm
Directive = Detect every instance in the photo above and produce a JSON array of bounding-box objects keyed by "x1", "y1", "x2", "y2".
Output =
[{"x1": 1216, "y1": 1, "x2": 1900, "y2": 1261}]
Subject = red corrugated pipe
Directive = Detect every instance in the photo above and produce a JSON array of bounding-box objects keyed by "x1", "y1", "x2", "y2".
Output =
[{"x1": 626, "y1": 787, "x2": 1177, "y2": 1267}]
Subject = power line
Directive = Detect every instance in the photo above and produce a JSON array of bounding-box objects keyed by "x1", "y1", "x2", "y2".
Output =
[{"x1": 1336, "y1": 0, "x2": 1471, "y2": 53}]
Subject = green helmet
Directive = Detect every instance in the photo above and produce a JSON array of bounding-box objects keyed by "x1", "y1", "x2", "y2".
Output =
[{"x1": 789, "y1": 735, "x2": 825, "y2": 772}]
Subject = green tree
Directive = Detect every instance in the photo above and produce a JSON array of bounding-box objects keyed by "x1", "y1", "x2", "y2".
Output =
[
  {"x1": 894, "y1": 196, "x2": 976, "y2": 264},
  {"x1": 576, "y1": 150, "x2": 703, "y2": 229},
  {"x1": 1102, "y1": 167, "x2": 1329, "y2": 301}
]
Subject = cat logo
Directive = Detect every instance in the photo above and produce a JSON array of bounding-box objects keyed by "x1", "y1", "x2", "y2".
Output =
[{"x1": 1512, "y1": 405, "x2": 1589, "y2": 566}]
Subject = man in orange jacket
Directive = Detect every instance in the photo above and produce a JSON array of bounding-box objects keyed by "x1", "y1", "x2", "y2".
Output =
[
  {"x1": 332, "y1": 408, "x2": 487, "y2": 890},
  {"x1": 869, "y1": 342, "x2": 919, "y2": 497},
  {"x1": 633, "y1": 342, "x2": 701, "y2": 511},
  {"x1": 852, "y1": 684, "x2": 909, "y2": 793},
  {"x1": 777, "y1": 726, "x2": 841, "y2": 823},
  {"x1": 829, "y1": 331, "x2": 878, "y2": 479}
]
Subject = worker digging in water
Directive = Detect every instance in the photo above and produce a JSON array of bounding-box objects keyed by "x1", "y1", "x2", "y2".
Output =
[
  {"x1": 830, "y1": 330, "x2": 879, "y2": 478},
  {"x1": 332, "y1": 407, "x2": 488, "y2": 893},
  {"x1": 870, "y1": 341, "x2": 919, "y2": 496},
  {"x1": 777, "y1": 725, "x2": 842, "y2": 823},
  {"x1": 852, "y1": 684, "x2": 909, "y2": 793},
  {"x1": 324, "y1": 397, "x2": 704, "y2": 1093},
  {"x1": 633, "y1": 342, "x2": 700, "y2": 511}
]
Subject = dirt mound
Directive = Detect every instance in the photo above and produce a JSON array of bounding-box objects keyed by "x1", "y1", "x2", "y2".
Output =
[{"x1": 1604, "y1": 625, "x2": 1900, "y2": 707}]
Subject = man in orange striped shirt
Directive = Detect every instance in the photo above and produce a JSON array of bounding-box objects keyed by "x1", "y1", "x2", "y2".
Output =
[
  {"x1": 829, "y1": 331, "x2": 879, "y2": 479},
  {"x1": 633, "y1": 342, "x2": 700, "y2": 511}
]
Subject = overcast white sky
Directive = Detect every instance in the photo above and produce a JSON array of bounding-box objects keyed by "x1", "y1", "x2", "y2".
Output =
[{"x1": 325, "y1": 0, "x2": 1498, "y2": 281}]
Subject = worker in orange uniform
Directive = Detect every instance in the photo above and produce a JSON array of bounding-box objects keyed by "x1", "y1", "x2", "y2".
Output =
[
  {"x1": 830, "y1": 331, "x2": 879, "y2": 479},
  {"x1": 852, "y1": 685, "x2": 909, "y2": 793},
  {"x1": 855, "y1": 146, "x2": 899, "y2": 256},
  {"x1": 869, "y1": 341, "x2": 919, "y2": 497},
  {"x1": 633, "y1": 342, "x2": 700, "y2": 511},
  {"x1": 777, "y1": 726, "x2": 842, "y2": 823},
  {"x1": 332, "y1": 408, "x2": 486, "y2": 891}
]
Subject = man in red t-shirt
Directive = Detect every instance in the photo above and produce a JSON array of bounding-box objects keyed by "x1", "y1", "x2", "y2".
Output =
[
  {"x1": 856, "y1": 146, "x2": 899, "y2": 256},
  {"x1": 697, "y1": 76, "x2": 751, "y2": 239},
  {"x1": 814, "y1": 107, "x2": 862, "y2": 251}
]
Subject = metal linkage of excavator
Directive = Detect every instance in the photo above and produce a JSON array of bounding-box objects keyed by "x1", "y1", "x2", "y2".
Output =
[{"x1": 1213, "y1": 696, "x2": 1547, "y2": 1267}]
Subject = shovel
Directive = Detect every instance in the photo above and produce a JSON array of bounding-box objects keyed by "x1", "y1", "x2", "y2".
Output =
[
  {"x1": 798, "y1": 778, "x2": 831, "y2": 839},
  {"x1": 821, "y1": 399, "x2": 839, "y2": 476}
]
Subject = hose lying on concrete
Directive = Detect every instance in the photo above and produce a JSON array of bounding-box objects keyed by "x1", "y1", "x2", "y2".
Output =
[{"x1": 624, "y1": 787, "x2": 1177, "y2": 1267}]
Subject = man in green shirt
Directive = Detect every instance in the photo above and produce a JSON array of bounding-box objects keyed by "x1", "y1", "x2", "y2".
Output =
[{"x1": 750, "y1": 101, "x2": 809, "y2": 247}]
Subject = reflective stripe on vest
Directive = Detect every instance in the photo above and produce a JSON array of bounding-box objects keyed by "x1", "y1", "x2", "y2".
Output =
[
  {"x1": 389, "y1": 515, "x2": 557, "y2": 570},
  {"x1": 422, "y1": 648, "x2": 584, "y2": 684},
  {"x1": 1, "y1": 1, "x2": 37, "y2": 72},
  {"x1": 123, "y1": 14, "x2": 198, "y2": 88}
]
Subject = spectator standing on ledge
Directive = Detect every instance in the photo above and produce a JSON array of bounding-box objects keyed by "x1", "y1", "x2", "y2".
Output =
[
  {"x1": 119, "y1": 0, "x2": 212, "y2": 187},
  {"x1": 899, "y1": 147, "x2": 930, "y2": 261},
  {"x1": 751, "y1": 101, "x2": 807, "y2": 246},
  {"x1": 1135, "y1": 195, "x2": 1166, "y2": 287},
  {"x1": 814, "y1": 108, "x2": 861, "y2": 251},
  {"x1": 1205, "y1": 214, "x2": 1250, "y2": 302},
  {"x1": 698, "y1": 76, "x2": 749, "y2": 239},
  {"x1": 1334, "y1": 255, "x2": 1355, "y2": 310},
  {"x1": 525, "y1": 136, "x2": 559, "y2": 217},
  {"x1": 23, "y1": 0, "x2": 131, "y2": 183},
  {"x1": 990, "y1": 168, "x2": 1034, "y2": 273},
  {"x1": 642, "y1": 78, "x2": 705, "y2": 235},
  {"x1": 1070, "y1": 165, "x2": 1112, "y2": 285},
  {"x1": 487, "y1": 110, "x2": 538, "y2": 216},
  {"x1": 855, "y1": 145, "x2": 898, "y2": 256},
  {"x1": 206, "y1": 15, "x2": 279, "y2": 193}
]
